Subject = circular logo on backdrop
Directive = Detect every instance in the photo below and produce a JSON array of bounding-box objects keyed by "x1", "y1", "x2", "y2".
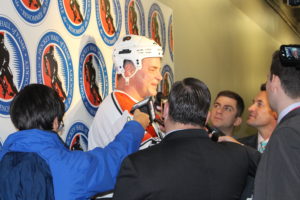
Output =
[
  {"x1": 125, "y1": 0, "x2": 145, "y2": 36},
  {"x1": 58, "y1": 0, "x2": 91, "y2": 36},
  {"x1": 160, "y1": 65, "x2": 174, "y2": 97},
  {"x1": 148, "y1": 3, "x2": 166, "y2": 53},
  {"x1": 168, "y1": 15, "x2": 174, "y2": 61},
  {"x1": 13, "y1": 0, "x2": 50, "y2": 24},
  {"x1": 79, "y1": 43, "x2": 108, "y2": 116},
  {"x1": 36, "y1": 31, "x2": 74, "y2": 111},
  {"x1": 66, "y1": 122, "x2": 89, "y2": 151},
  {"x1": 95, "y1": 0, "x2": 122, "y2": 46},
  {"x1": 0, "y1": 17, "x2": 30, "y2": 116}
]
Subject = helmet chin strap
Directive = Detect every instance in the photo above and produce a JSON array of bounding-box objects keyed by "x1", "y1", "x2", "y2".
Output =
[{"x1": 122, "y1": 67, "x2": 139, "y2": 86}]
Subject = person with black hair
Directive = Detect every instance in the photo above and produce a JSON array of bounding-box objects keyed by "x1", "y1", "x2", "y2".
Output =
[
  {"x1": 0, "y1": 84, "x2": 149, "y2": 200},
  {"x1": 209, "y1": 90, "x2": 245, "y2": 136},
  {"x1": 113, "y1": 77, "x2": 260, "y2": 200},
  {"x1": 254, "y1": 48, "x2": 300, "y2": 200}
]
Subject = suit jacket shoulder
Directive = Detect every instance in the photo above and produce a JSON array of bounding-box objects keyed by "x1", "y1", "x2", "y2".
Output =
[{"x1": 238, "y1": 134, "x2": 258, "y2": 149}]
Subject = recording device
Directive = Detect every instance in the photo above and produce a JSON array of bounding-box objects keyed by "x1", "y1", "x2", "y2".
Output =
[
  {"x1": 205, "y1": 125, "x2": 225, "y2": 142},
  {"x1": 279, "y1": 45, "x2": 300, "y2": 68},
  {"x1": 130, "y1": 96, "x2": 156, "y2": 123}
]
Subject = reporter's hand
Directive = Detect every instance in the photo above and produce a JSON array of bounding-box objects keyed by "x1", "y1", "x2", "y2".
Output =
[
  {"x1": 133, "y1": 109, "x2": 150, "y2": 129},
  {"x1": 218, "y1": 136, "x2": 243, "y2": 145}
]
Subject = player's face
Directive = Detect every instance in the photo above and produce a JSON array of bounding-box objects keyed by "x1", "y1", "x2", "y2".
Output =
[
  {"x1": 210, "y1": 96, "x2": 239, "y2": 130},
  {"x1": 132, "y1": 57, "x2": 162, "y2": 100},
  {"x1": 247, "y1": 91, "x2": 276, "y2": 128}
]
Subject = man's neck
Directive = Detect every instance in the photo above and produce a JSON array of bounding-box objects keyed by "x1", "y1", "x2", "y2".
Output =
[
  {"x1": 165, "y1": 121, "x2": 203, "y2": 134},
  {"x1": 219, "y1": 127, "x2": 234, "y2": 137},
  {"x1": 116, "y1": 85, "x2": 143, "y2": 101},
  {"x1": 257, "y1": 123, "x2": 276, "y2": 140}
]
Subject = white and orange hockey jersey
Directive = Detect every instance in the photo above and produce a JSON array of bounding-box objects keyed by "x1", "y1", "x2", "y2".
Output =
[{"x1": 88, "y1": 90, "x2": 161, "y2": 150}]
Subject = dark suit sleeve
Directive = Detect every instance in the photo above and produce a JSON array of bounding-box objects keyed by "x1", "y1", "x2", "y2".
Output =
[
  {"x1": 244, "y1": 145, "x2": 261, "y2": 177},
  {"x1": 113, "y1": 157, "x2": 147, "y2": 200}
]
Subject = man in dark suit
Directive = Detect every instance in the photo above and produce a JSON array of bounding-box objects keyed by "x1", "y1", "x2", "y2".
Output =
[
  {"x1": 254, "y1": 48, "x2": 300, "y2": 200},
  {"x1": 236, "y1": 83, "x2": 277, "y2": 200},
  {"x1": 113, "y1": 77, "x2": 260, "y2": 200}
]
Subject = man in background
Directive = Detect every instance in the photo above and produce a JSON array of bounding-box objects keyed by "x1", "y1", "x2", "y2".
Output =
[
  {"x1": 209, "y1": 90, "x2": 245, "y2": 136},
  {"x1": 113, "y1": 77, "x2": 260, "y2": 200},
  {"x1": 239, "y1": 83, "x2": 277, "y2": 152}
]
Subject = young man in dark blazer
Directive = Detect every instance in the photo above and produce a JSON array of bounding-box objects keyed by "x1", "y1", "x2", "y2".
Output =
[
  {"x1": 254, "y1": 48, "x2": 300, "y2": 200},
  {"x1": 113, "y1": 77, "x2": 260, "y2": 200}
]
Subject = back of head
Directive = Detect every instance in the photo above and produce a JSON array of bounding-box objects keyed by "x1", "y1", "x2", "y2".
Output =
[
  {"x1": 0, "y1": 152, "x2": 54, "y2": 200},
  {"x1": 112, "y1": 35, "x2": 163, "y2": 75},
  {"x1": 10, "y1": 84, "x2": 65, "y2": 131},
  {"x1": 168, "y1": 77, "x2": 211, "y2": 126},
  {"x1": 270, "y1": 50, "x2": 300, "y2": 98},
  {"x1": 216, "y1": 90, "x2": 245, "y2": 117}
]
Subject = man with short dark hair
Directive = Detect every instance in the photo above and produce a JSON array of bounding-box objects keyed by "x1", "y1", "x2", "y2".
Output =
[
  {"x1": 210, "y1": 90, "x2": 245, "y2": 136},
  {"x1": 254, "y1": 48, "x2": 300, "y2": 200},
  {"x1": 0, "y1": 84, "x2": 149, "y2": 200},
  {"x1": 239, "y1": 83, "x2": 277, "y2": 152},
  {"x1": 113, "y1": 77, "x2": 260, "y2": 200}
]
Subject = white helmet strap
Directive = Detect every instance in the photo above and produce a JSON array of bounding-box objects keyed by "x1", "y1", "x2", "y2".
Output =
[{"x1": 122, "y1": 66, "x2": 139, "y2": 85}]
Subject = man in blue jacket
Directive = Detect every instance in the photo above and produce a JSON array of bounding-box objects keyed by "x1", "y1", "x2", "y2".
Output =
[{"x1": 0, "y1": 84, "x2": 149, "y2": 200}]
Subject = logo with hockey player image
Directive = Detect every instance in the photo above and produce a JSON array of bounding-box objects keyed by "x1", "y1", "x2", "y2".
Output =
[
  {"x1": 168, "y1": 15, "x2": 174, "y2": 61},
  {"x1": 0, "y1": 17, "x2": 30, "y2": 116},
  {"x1": 148, "y1": 3, "x2": 166, "y2": 53},
  {"x1": 13, "y1": 0, "x2": 50, "y2": 24},
  {"x1": 36, "y1": 31, "x2": 74, "y2": 111},
  {"x1": 58, "y1": 0, "x2": 91, "y2": 36},
  {"x1": 66, "y1": 122, "x2": 89, "y2": 151},
  {"x1": 160, "y1": 65, "x2": 173, "y2": 97},
  {"x1": 79, "y1": 43, "x2": 108, "y2": 116},
  {"x1": 125, "y1": 0, "x2": 145, "y2": 36},
  {"x1": 95, "y1": 0, "x2": 122, "y2": 46}
]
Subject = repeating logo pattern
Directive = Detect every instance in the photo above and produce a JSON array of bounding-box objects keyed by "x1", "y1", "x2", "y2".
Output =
[
  {"x1": 148, "y1": 3, "x2": 166, "y2": 53},
  {"x1": 65, "y1": 122, "x2": 89, "y2": 151},
  {"x1": 125, "y1": 0, "x2": 145, "y2": 36},
  {"x1": 96, "y1": 0, "x2": 122, "y2": 46},
  {"x1": 13, "y1": 0, "x2": 50, "y2": 24},
  {"x1": 0, "y1": 16, "x2": 30, "y2": 116},
  {"x1": 168, "y1": 15, "x2": 174, "y2": 61},
  {"x1": 79, "y1": 43, "x2": 108, "y2": 116},
  {"x1": 58, "y1": 0, "x2": 91, "y2": 36},
  {"x1": 160, "y1": 65, "x2": 173, "y2": 97},
  {"x1": 36, "y1": 31, "x2": 74, "y2": 111}
]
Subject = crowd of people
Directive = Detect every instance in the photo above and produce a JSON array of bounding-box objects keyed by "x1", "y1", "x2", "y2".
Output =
[{"x1": 0, "y1": 34, "x2": 300, "y2": 200}]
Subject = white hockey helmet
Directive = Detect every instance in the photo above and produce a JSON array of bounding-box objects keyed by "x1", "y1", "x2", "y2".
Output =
[{"x1": 113, "y1": 35, "x2": 163, "y2": 75}]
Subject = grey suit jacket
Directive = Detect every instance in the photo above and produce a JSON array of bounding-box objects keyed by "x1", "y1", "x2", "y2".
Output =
[{"x1": 254, "y1": 107, "x2": 300, "y2": 200}]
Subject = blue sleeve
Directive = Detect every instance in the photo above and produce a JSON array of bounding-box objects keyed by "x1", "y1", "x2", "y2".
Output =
[{"x1": 83, "y1": 120, "x2": 144, "y2": 195}]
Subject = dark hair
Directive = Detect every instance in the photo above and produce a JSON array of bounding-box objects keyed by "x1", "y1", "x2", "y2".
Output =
[
  {"x1": 260, "y1": 83, "x2": 266, "y2": 91},
  {"x1": 168, "y1": 77, "x2": 211, "y2": 126},
  {"x1": 270, "y1": 50, "x2": 300, "y2": 98},
  {"x1": 9, "y1": 84, "x2": 65, "y2": 131},
  {"x1": 215, "y1": 90, "x2": 245, "y2": 117}
]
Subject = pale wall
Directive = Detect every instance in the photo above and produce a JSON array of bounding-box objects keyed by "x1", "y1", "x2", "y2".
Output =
[{"x1": 158, "y1": 0, "x2": 300, "y2": 137}]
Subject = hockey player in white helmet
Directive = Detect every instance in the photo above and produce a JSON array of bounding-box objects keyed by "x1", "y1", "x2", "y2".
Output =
[{"x1": 88, "y1": 35, "x2": 163, "y2": 154}]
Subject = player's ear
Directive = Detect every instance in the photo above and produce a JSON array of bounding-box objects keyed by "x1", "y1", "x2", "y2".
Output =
[{"x1": 124, "y1": 62, "x2": 136, "y2": 77}]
